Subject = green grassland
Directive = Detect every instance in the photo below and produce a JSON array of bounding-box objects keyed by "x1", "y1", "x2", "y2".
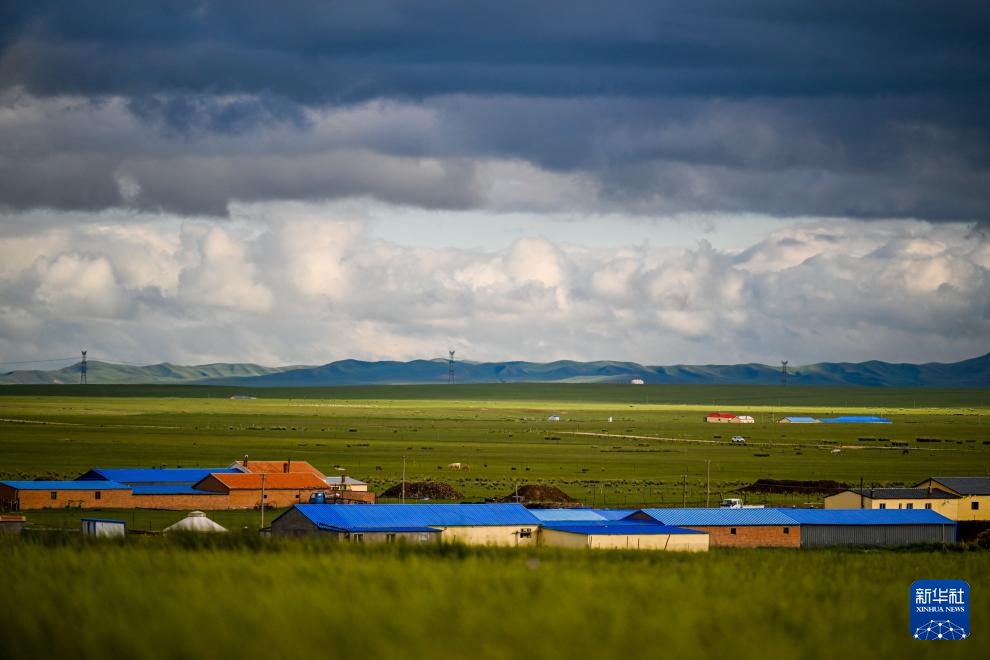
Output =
[
  {"x1": 1, "y1": 384, "x2": 989, "y2": 528},
  {"x1": 1, "y1": 535, "x2": 987, "y2": 660}
]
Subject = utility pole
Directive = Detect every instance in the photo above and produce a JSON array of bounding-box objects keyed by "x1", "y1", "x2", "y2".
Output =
[
  {"x1": 682, "y1": 473, "x2": 687, "y2": 508},
  {"x1": 706, "y1": 460, "x2": 711, "y2": 508},
  {"x1": 80, "y1": 350, "x2": 87, "y2": 385},
  {"x1": 860, "y1": 476, "x2": 864, "y2": 509},
  {"x1": 260, "y1": 472, "x2": 266, "y2": 529},
  {"x1": 401, "y1": 455, "x2": 406, "y2": 504}
]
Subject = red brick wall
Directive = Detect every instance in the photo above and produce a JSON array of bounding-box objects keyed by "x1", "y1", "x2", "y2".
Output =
[
  {"x1": 3, "y1": 487, "x2": 134, "y2": 510},
  {"x1": 1, "y1": 484, "x2": 377, "y2": 511},
  {"x1": 685, "y1": 525, "x2": 800, "y2": 548},
  {"x1": 131, "y1": 494, "x2": 231, "y2": 510}
]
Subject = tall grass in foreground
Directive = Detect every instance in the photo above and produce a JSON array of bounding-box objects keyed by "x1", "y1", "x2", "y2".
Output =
[{"x1": 1, "y1": 535, "x2": 986, "y2": 660}]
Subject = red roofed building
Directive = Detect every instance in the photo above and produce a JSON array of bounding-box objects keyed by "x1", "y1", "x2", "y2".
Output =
[
  {"x1": 194, "y1": 472, "x2": 330, "y2": 508},
  {"x1": 705, "y1": 412, "x2": 738, "y2": 423},
  {"x1": 230, "y1": 459, "x2": 327, "y2": 479}
]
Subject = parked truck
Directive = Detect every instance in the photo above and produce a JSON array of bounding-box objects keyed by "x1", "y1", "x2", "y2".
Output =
[{"x1": 719, "y1": 498, "x2": 765, "y2": 509}]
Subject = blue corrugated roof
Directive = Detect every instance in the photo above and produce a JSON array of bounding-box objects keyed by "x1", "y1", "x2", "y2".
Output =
[
  {"x1": 783, "y1": 509, "x2": 955, "y2": 525},
  {"x1": 290, "y1": 503, "x2": 541, "y2": 531},
  {"x1": 1, "y1": 480, "x2": 130, "y2": 490},
  {"x1": 820, "y1": 416, "x2": 892, "y2": 424},
  {"x1": 131, "y1": 484, "x2": 225, "y2": 496},
  {"x1": 545, "y1": 523, "x2": 705, "y2": 536},
  {"x1": 530, "y1": 509, "x2": 608, "y2": 522},
  {"x1": 781, "y1": 417, "x2": 819, "y2": 423},
  {"x1": 595, "y1": 509, "x2": 641, "y2": 520},
  {"x1": 639, "y1": 507, "x2": 956, "y2": 526},
  {"x1": 638, "y1": 508, "x2": 800, "y2": 526},
  {"x1": 77, "y1": 468, "x2": 238, "y2": 484},
  {"x1": 317, "y1": 524, "x2": 441, "y2": 533},
  {"x1": 81, "y1": 518, "x2": 127, "y2": 524}
]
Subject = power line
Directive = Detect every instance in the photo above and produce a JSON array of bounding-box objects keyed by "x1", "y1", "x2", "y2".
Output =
[{"x1": 0, "y1": 357, "x2": 80, "y2": 367}]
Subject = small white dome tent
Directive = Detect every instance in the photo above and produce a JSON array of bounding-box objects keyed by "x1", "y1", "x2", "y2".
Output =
[{"x1": 164, "y1": 511, "x2": 228, "y2": 533}]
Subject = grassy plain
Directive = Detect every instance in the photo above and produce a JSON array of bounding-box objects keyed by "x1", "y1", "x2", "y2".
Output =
[
  {"x1": 1, "y1": 534, "x2": 987, "y2": 660},
  {"x1": 1, "y1": 384, "x2": 989, "y2": 529}
]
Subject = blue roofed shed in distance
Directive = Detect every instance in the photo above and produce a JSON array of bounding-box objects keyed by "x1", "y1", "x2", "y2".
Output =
[
  {"x1": 76, "y1": 468, "x2": 239, "y2": 484},
  {"x1": 530, "y1": 509, "x2": 608, "y2": 522},
  {"x1": 636, "y1": 508, "x2": 800, "y2": 526},
  {"x1": 594, "y1": 509, "x2": 641, "y2": 520},
  {"x1": 130, "y1": 484, "x2": 226, "y2": 496},
  {"x1": 545, "y1": 523, "x2": 705, "y2": 536},
  {"x1": 781, "y1": 417, "x2": 819, "y2": 423},
  {"x1": 0, "y1": 480, "x2": 130, "y2": 490},
  {"x1": 290, "y1": 503, "x2": 541, "y2": 531},
  {"x1": 782, "y1": 509, "x2": 954, "y2": 525}
]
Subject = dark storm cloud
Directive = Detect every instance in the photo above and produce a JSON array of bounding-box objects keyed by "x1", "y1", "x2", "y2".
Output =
[
  {"x1": 3, "y1": 1, "x2": 988, "y2": 102},
  {"x1": 0, "y1": 1, "x2": 988, "y2": 219}
]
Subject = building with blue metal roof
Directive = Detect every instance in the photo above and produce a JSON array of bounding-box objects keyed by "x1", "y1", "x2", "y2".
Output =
[
  {"x1": 1, "y1": 480, "x2": 131, "y2": 490},
  {"x1": 540, "y1": 520, "x2": 709, "y2": 551},
  {"x1": 0, "y1": 479, "x2": 134, "y2": 510},
  {"x1": 627, "y1": 507, "x2": 955, "y2": 547},
  {"x1": 272, "y1": 503, "x2": 542, "y2": 546},
  {"x1": 636, "y1": 508, "x2": 800, "y2": 527},
  {"x1": 819, "y1": 415, "x2": 892, "y2": 424},
  {"x1": 76, "y1": 468, "x2": 239, "y2": 484},
  {"x1": 530, "y1": 509, "x2": 608, "y2": 522},
  {"x1": 274, "y1": 503, "x2": 711, "y2": 551}
]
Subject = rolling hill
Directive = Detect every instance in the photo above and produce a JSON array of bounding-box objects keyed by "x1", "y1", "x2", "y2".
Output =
[{"x1": 1, "y1": 353, "x2": 988, "y2": 387}]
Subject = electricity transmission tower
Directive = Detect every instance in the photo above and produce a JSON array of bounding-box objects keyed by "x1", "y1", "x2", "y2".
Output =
[
  {"x1": 447, "y1": 350, "x2": 455, "y2": 384},
  {"x1": 80, "y1": 350, "x2": 88, "y2": 385}
]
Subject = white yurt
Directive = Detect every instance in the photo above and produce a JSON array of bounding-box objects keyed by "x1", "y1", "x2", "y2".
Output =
[{"x1": 164, "y1": 511, "x2": 228, "y2": 533}]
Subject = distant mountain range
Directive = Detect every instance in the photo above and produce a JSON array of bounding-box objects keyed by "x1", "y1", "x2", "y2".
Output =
[{"x1": 2, "y1": 353, "x2": 988, "y2": 387}]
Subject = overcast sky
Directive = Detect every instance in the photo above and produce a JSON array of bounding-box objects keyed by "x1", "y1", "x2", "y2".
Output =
[{"x1": 1, "y1": 1, "x2": 988, "y2": 368}]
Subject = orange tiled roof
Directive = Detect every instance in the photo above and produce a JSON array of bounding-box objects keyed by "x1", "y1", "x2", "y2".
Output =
[
  {"x1": 209, "y1": 472, "x2": 328, "y2": 490},
  {"x1": 233, "y1": 460, "x2": 326, "y2": 479}
]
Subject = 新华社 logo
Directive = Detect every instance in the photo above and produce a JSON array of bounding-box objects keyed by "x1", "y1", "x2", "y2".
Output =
[{"x1": 911, "y1": 580, "x2": 969, "y2": 640}]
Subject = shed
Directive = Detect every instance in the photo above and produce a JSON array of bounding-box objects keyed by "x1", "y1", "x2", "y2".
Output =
[
  {"x1": 733, "y1": 415, "x2": 755, "y2": 423},
  {"x1": 633, "y1": 508, "x2": 799, "y2": 548},
  {"x1": 820, "y1": 416, "x2": 892, "y2": 424},
  {"x1": 81, "y1": 518, "x2": 126, "y2": 538},
  {"x1": 784, "y1": 509, "x2": 955, "y2": 547},
  {"x1": 705, "y1": 413, "x2": 737, "y2": 423},
  {"x1": 76, "y1": 467, "x2": 238, "y2": 484},
  {"x1": 779, "y1": 417, "x2": 819, "y2": 423},
  {"x1": 164, "y1": 511, "x2": 228, "y2": 533},
  {"x1": 0, "y1": 480, "x2": 132, "y2": 510},
  {"x1": 541, "y1": 521, "x2": 709, "y2": 552},
  {"x1": 272, "y1": 503, "x2": 541, "y2": 546}
]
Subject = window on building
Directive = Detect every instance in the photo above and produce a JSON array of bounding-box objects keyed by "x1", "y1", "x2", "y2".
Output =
[
  {"x1": 898, "y1": 503, "x2": 903, "y2": 509},
  {"x1": 50, "y1": 491, "x2": 57, "y2": 500},
  {"x1": 783, "y1": 527, "x2": 789, "y2": 534},
  {"x1": 730, "y1": 528, "x2": 737, "y2": 535},
  {"x1": 386, "y1": 533, "x2": 396, "y2": 543},
  {"x1": 353, "y1": 533, "x2": 364, "y2": 543},
  {"x1": 973, "y1": 502, "x2": 981, "y2": 511},
  {"x1": 95, "y1": 491, "x2": 101, "y2": 500},
  {"x1": 906, "y1": 503, "x2": 913, "y2": 510},
  {"x1": 925, "y1": 503, "x2": 932, "y2": 510},
  {"x1": 878, "y1": 503, "x2": 886, "y2": 509},
  {"x1": 520, "y1": 528, "x2": 533, "y2": 539},
  {"x1": 418, "y1": 534, "x2": 429, "y2": 544}
]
